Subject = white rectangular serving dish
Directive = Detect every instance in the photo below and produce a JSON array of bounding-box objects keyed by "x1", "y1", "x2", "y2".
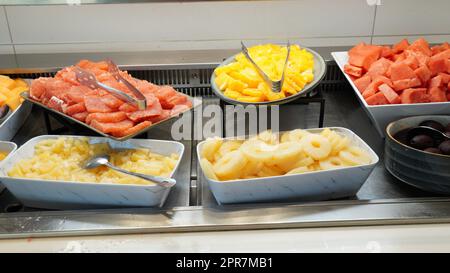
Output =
[
  {"x1": 197, "y1": 127, "x2": 379, "y2": 205},
  {"x1": 0, "y1": 135, "x2": 184, "y2": 209},
  {"x1": 0, "y1": 101, "x2": 32, "y2": 141},
  {"x1": 0, "y1": 141, "x2": 18, "y2": 193},
  {"x1": 332, "y1": 51, "x2": 450, "y2": 137}
]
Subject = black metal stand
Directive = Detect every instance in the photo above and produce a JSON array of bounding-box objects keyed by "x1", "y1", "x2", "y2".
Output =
[{"x1": 219, "y1": 90, "x2": 325, "y2": 137}]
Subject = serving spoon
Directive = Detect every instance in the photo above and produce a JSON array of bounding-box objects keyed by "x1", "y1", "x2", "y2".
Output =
[
  {"x1": 84, "y1": 154, "x2": 176, "y2": 188},
  {"x1": 407, "y1": 126, "x2": 450, "y2": 143}
]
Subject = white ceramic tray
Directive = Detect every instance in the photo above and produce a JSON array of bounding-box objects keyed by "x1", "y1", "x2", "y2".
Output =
[
  {"x1": 197, "y1": 127, "x2": 379, "y2": 204},
  {"x1": 0, "y1": 101, "x2": 32, "y2": 141},
  {"x1": 332, "y1": 51, "x2": 450, "y2": 137},
  {"x1": 0, "y1": 141, "x2": 18, "y2": 193},
  {"x1": 0, "y1": 135, "x2": 184, "y2": 209}
]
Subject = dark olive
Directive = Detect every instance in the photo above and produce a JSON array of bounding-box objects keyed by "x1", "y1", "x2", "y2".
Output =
[
  {"x1": 438, "y1": 140, "x2": 450, "y2": 155},
  {"x1": 424, "y1": 147, "x2": 442, "y2": 155},
  {"x1": 410, "y1": 134, "x2": 434, "y2": 150},
  {"x1": 419, "y1": 120, "x2": 445, "y2": 132},
  {"x1": 393, "y1": 128, "x2": 410, "y2": 145}
]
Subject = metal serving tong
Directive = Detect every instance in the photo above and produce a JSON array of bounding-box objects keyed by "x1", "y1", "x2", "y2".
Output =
[
  {"x1": 106, "y1": 59, "x2": 147, "y2": 110},
  {"x1": 241, "y1": 41, "x2": 291, "y2": 93},
  {"x1": 75, "y1": 66, "x2": 147, "y2": 110}
]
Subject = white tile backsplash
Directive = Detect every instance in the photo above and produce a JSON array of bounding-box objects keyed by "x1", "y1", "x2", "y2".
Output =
[
  {"x1": 0, "y1": 44, "x2": 13, "y2": 54},
  {"x1": 0, "y1": 7, "x2": 11, "y2": 44},
  {"x1": 6, "y1": 0, "x2": 375, "y2": 44},
  {"x1": 13, "y1": 36, "x2": 372, "y2": 54},
  {"x1": 374, "y1": 0, "x2": 450, "y2": 36},
  {"x1": 0, "y1": 0, "x2": 448, "y2": 55}
]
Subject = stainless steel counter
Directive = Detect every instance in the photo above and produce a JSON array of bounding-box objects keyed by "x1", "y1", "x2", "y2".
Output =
[{"x1": 0, "y1": 60, "x2": 449, "y2": 239}]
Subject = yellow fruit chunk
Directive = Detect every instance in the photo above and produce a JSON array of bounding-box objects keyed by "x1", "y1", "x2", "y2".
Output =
[
  {"x1": 223, "y1": 89, "x2": 241, "y2": 100},
  {"x1": 214, "y1": 44, "x2": 315, "y2": 102},
  {"x1": 198, "y1": 129, "x2": 372, "y2": 182},
  {"x1": 6, "y1": 95, "x2": 21, "y2": 110},
  {"x1": 227, "y1": 78, "x2": 247, "y2": 92},
  {"x1": 0, "y1": 92, "x2": 7, "y2": 106},
  {"x1": 0, "y1": 75, "x2": 15, "y2": 89},
  {"x1": 214, "y1": 73, "x2": 233, "y2": 90},
  {"x1": 14, "y1": 79, "x2": 28, "y2": 88}
]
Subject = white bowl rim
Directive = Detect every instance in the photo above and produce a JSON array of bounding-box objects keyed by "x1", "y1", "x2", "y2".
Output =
[
  {"x1": 0, "y1": 135, "x2": 185, "y2": 188},
  {"x1": 197, "y1": 127, "x2": 380, "y2": 184},
  {"x1": 385, "y1": 115, "x2": 450, "y2": 159}
]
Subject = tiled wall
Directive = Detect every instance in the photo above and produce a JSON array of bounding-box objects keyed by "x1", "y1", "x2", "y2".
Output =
[{"x1": 0, "y1": 0, "x2": 449, "y2": 55}]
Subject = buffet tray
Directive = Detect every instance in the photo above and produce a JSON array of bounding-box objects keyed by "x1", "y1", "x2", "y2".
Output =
[
  {"x1": 22, "y1": 92, "x2": 202, "y2": 141},
  {"x1": 0, "y1": 60, "x2": 449, "y2": 239},
  {"x1": 0, "y1": 101, "x2": 32, "y2": 142}
]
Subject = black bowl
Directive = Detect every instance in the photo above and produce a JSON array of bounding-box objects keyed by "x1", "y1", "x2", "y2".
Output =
[{"x1": 385, "y1": 115, "x2": 450, "y2": 194}]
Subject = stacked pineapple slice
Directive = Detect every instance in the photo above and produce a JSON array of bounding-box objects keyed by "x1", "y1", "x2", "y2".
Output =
[{"x1": 200, "y1": 129, "x2": 372, "y2": 181}]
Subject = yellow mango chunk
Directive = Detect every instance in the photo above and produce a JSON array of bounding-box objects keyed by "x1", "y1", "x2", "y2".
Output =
[
  {"x1": 6, "y1": 95, "x2": 21, "y2": 110},
  {"x1": 214, "y1": 44, "x2": 315, "y2": 103},
  {"x1": 14, "y1": 79, "x2": 28, "y2": 88},
  {"x1": 0, "y1": 75, "x2": 15, "y2": 89}
]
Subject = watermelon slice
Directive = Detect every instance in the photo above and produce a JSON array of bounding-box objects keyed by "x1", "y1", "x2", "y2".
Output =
[
  {"x1": 400, "y1": 88, "x2": 429, "y2": 104},
  {"x1": 353, "y1": 75, "x2": 372, "y2": 93},
  {"x1": 428, "y1": 87, "x2": 448, "y2": 102},
  {"x1": 84, "y1": 96, "x2": 113, "y2": 113},
  {"x1": 393, "y1": 39, "x2": 409, "y2": 54},
  {"x1": 366, "y1": 92, "x2": 389, "y2": 105},
  {"x1": 348, "y1": 44, "x2": 382, "y2": 71},
  {"x1": 379, "y1": 83, "x2": 401, "y2": 104},
  {"x1": 344, "y1": 64, "x2": 363, "y2": 78},
  {"x1": 90, "y1": 119, "x2": 134, "y2": 134}
]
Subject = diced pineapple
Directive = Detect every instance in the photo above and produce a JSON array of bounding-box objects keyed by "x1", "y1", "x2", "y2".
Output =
[
  {"x1": 14, "y1": 79, "x2": 28, "y2": 88},
  {"x1": 215, "y1": 73, "x2": 233, "y2": 90},
  {"x1": 223, "y1": 89, "x2": 241, "y2": 99},
  {"x1": 227, "y1": 78, "x2": 247, "y2": 92},
  {"x1": 214, "y1": 43, "x2": 315, "y2": 102},
  {"x1": 0, "y1": 75, "x2": 15, "y2": 89}
]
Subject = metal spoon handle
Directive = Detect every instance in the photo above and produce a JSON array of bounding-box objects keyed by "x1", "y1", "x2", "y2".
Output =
[{"x1": 105, "y1": 163, "x2": 176, "y2": 188}]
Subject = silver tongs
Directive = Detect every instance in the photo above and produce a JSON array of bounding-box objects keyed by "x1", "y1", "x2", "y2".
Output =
[
  {"x1": 241, "y1": 41, "x2": 291, "y2": 93},
  {"x1": 75, "y1": 64, "x2": 147, "y2": 110},
  {"x1": 106, "y1": 59, "x2": 147, "y2": 110}
]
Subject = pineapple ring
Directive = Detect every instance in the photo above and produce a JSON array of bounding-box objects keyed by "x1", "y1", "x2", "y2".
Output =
[
  {"x1": 287, "y1": 166, "x2": 311, "y2": 175},
  {"x1": 214, "y1": 140, "x2": 243, "y2": 162},
  {"x1": 319, "y1": 156, "x2": 347, "y2": 170},
  {"x1": 213, "y1": 150, "x2": 248, "y2": 180},
  {"x1": 338, "y1": 146, "x2": 371, "y2": 166},
  {"x1": 271, "y1": 141, "x2": 303, "y2": 166},
  {"x1": 321, "y1": 129, "x2": 350, "y2": 156},
  {"x1": 300, "y1": 134, "x2": 331, "y2": 160},
  {"x1": 250, "y1": 130, "x2": 279, "y2": 145},
  {"x1": 281, "y1": 129, "x2": 310, "y2": 143},
  {"x1": 201, "y1": 137, "x2": 223, "y2": 162},
  {"x1": 200, "y1": 158, "x2": 219, "y2": 181},
  {"x1": 240, "y1": 139, "x2": 276, "y2": 162},
  {"x1": 240, "y1": 160, "x2": 263, "y2": 178}
]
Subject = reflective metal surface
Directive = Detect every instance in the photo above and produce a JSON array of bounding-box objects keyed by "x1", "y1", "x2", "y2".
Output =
[{"x1": 0, "y1": 60, "x2": 449, "y2": 239}]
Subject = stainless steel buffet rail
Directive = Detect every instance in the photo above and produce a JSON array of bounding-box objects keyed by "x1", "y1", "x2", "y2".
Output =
[{"x1": 0, "y1": 61, "x2": 448, "y2": 239}]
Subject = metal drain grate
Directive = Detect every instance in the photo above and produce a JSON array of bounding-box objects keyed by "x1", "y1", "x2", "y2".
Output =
[{"x1": 5, "y1": 61, "x2": 344, "y2": 97}]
